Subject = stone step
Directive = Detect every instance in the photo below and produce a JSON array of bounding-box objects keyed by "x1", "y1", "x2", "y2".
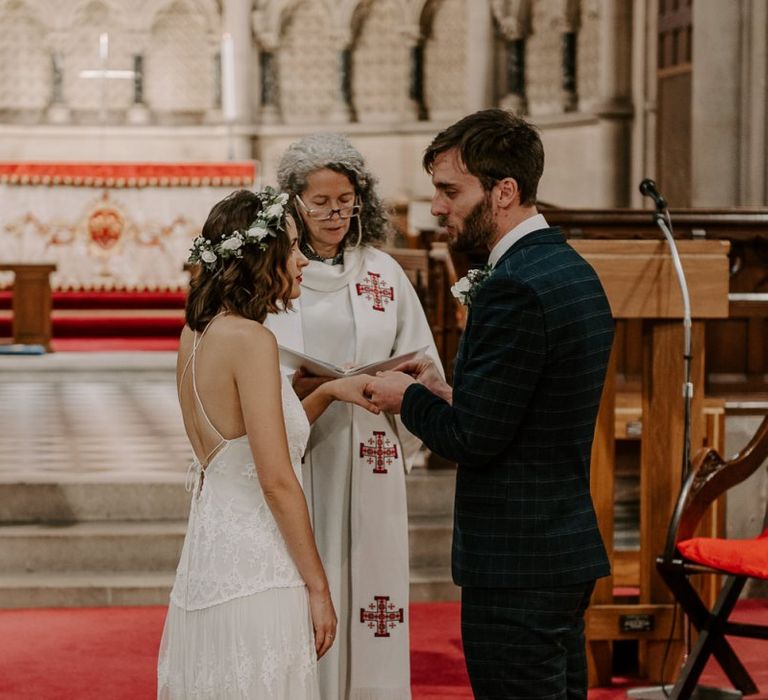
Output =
[
  {"x1": 408, "y1": 515, "x2": 453, "y2": 569},
  {"x1": 0, "y1": 568, "x2": 459, "y2": 608},
  {"x1": 0, "y1": 572, "x2": 175, "y2": 608},
  {"x1": 0, "y1": 468, "x2": 454, "y2": 524},
  {"x1": 0, "y1": 521, "x2": 186, "y2": 573},
  {"x1": 410, "y1": 566, "x2": 460, "y2": 602},
  {"x1": 405, "y1": 468, "x2": 455, "y2": 516},
  {"x1": 0, "y1": 515, "x2": 451, "y2": 574},
  {"x1": 0, "y1": 478, "x2": 190, "y2": 524}
]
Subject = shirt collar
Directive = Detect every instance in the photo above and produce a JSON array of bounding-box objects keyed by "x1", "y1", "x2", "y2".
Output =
[{"x1": 488, "y1": 213, "x2": 549, "y2": 268}]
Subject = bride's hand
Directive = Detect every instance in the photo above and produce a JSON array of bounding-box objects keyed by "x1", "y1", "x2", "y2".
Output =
[
  {"x1": 293, "y1": 367, "x2": 333, "y2": 400},
  {"x1": 308, "y1": 588, "x2": 337, "y2": 659},
  {"x1": 326, "y1": 374, "x2": 380, "y2": 414}
]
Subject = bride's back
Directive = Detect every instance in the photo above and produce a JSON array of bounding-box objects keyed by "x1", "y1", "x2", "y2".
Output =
[{"x1": 177, "y1": 316, "x2": 259, "y2": 466}]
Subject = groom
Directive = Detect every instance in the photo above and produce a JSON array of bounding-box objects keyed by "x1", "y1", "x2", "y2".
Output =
[{"x1": 367, "y1": 109, "x2": 614, "y2": 699}]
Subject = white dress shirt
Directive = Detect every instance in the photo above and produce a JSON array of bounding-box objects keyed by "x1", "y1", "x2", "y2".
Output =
[{"x1": 488, "y1": 213, "x2": 549, "y2": 269}]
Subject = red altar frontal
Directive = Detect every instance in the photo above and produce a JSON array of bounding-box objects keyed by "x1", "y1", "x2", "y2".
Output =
[{"x1": 0, "y1": 162, "x2": 257, "y2": 291}]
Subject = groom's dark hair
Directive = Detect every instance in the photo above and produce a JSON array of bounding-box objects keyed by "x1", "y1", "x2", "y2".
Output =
[{"x1": 423, "y1": 109, "x2": 544, "y2": 207}]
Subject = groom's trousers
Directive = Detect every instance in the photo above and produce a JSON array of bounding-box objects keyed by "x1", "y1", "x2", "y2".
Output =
[{"x1": 460, "y1": 580, "x2": 596, "y2": 700}]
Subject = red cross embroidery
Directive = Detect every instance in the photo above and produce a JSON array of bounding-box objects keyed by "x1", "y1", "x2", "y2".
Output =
[
  {"x1": 360, "y1": 595, "x2": 405, "y2": 637},
  {"x1": 359, "y1": 430, "x2": 398, "y2": 474},
  {"x1": 356, "y1": 272, "x2": 394, "y2": 312}
]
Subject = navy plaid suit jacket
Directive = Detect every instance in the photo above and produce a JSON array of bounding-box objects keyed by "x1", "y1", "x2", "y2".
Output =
[{"x1": 402, "y1": 227, "x2": 614, "y2": 588}]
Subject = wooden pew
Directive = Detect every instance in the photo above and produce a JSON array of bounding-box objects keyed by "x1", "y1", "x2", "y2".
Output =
[{"x1": 0, "y1": 263, "x2": 56, "y2": 350}]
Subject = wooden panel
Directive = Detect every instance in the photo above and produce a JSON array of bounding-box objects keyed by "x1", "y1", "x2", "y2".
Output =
[
  {"x1": 570, "y1": 240, "x2": 729, "y2": 319},
  {"x1": 587, "y1": 604, "x2": 682, "y2": 641},
  {"x1": 0, "y1": 263, "x2": 57, "y2": 350}
]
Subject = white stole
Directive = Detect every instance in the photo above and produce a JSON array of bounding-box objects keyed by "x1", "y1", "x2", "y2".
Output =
[{"x1": 266, "y1": 246, "x2": 441, "y2": 698}]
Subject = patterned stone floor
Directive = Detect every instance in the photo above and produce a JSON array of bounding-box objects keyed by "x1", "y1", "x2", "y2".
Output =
[
  {"x1": 0, "y1": 353, "x2": 191, "y2": 479},
  {"x1": 0, "y1": 350, "x2": 642, "y2": 548}
]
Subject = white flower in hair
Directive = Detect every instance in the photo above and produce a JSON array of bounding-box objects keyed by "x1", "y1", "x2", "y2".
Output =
[
  {"x1": 265, "y1": 203, "x2": 284, "y2": 219},
  {"x1": 187, "y1": 186, "x2": 287, "y2": 271},
  {"x1": 245, "y1": 221, "x2": 270, "y2": 241},
  {"x1": 220, "y1": 234, "x2": 243, "y2": 251}
]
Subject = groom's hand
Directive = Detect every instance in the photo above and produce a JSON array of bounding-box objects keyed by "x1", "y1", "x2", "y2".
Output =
[
  {"x1": 366, "y1": 371, "x2": 417, "y2": 414},
  {"x1": 394, "y1": 357, "x2": 453, "y2": 404}
]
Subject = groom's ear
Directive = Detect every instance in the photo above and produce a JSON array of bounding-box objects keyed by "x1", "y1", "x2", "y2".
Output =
[{"x1": 493, "y1": 177, "x2": 520, "y2": 209}]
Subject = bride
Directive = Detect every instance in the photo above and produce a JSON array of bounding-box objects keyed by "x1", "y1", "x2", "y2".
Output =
[{"x1": 157, "y1": 188, "x2": 379, "y2": 699}]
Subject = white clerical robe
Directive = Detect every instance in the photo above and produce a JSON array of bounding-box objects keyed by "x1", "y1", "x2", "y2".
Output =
[{"x1": 266, "y1": 245, "x2": 442, "y2": 700}]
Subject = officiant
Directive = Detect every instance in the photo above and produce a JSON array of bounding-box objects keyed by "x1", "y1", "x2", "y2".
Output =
[{"x1": 266, "y1": 133, "x2": 441, "y2": 700}]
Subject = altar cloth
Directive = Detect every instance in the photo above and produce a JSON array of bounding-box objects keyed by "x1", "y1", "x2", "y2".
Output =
[{"x1": 0, "y1": 162, "x2": 257, "y2": 291}]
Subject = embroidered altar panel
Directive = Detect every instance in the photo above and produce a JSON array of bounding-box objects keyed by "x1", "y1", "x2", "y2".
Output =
[{"x1": 0, "y1": 162, "x2": 257, "y2": 291}]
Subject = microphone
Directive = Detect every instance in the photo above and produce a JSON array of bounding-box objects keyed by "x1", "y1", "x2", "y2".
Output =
[{"x1": 639, "y1": 178, "x2": 668, "y2": 211}]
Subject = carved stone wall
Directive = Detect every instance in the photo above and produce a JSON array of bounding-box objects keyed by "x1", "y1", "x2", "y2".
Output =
[
  {"x1": 423, "y1": 0, "x2": 467, "y2": 120},
  {"x1": 145, "y1": 2, "x2": 213, "y2": 120},
  {"x1": 0, "y1": 1, "x2": 50, "y2": 116},
  {"x1": 278, "y1": 0, "x2": 337, "y2": 125},
  {"x1": 525, "y1": 0, "x2": 565, "y2": 116},
  {"x1": 576, "y1": 0, "x2": 600, "y2": 110},
  {"x1": 65, "y1": 2, "x2": 133, "y2": 121},
  {"x1": 352, "y1": 0, "x2": 410, "y2": 122}
]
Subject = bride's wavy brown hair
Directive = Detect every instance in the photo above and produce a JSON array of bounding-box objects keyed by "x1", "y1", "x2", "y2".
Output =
[{"x1": 185, "y1": 189, "x2": 293, "y2": 330}]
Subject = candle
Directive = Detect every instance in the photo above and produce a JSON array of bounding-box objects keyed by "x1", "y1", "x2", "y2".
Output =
[{"x1": 221, "y1": 33, "x2": 236, "y2": 122}]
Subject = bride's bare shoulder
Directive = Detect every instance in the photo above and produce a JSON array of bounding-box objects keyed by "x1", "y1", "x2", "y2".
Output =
[{"x1": 218, "y1": 316, "x2": 278, "y2": 354}]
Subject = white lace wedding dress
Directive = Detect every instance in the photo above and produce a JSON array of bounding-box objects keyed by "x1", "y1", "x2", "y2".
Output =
[{"x1": 157, "y1": 326, "x2": 318, "y2": 699}]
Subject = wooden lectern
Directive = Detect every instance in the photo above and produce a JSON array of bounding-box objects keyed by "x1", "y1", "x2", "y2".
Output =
[
  {"x1": 571, "y1": 240, "x2": 731, "y2": 686},
  {"x1": 0, "y1": 263, "x2": 57, "y2": 351}
]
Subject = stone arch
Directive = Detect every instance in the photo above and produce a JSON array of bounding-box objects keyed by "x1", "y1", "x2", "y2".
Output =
[
  {"x1": 140, "y1": 0, "x2": 220, "y2": 36},
  {"x1": 144, "y1": 0, "x2": 214, "y2": 122},
  {"x1": 0, "y1": 0, "x2": 50, "y2": 115},
  {"x1": 421, "y1": 0, "x2": 466, "y2": 121},
  {"x1": 350, "y1": 0, "x2": 412, "y2": 122},
  {"x1": 277, "y1": 0, "x2": 337, "y2": 124}
]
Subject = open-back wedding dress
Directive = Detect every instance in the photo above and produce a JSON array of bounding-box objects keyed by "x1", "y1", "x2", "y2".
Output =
[{"x1": 157, "y1": 321, "x2": 319, "y2": 699}]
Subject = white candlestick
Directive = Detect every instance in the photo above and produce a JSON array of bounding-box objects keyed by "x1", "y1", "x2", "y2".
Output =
[{"x1": 221, "y1": 33, "x2": 236, "y2": 123}]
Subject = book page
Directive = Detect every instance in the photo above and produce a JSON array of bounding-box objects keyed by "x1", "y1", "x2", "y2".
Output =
[{"x1": 278, "y1": 346, "x2": 429, "y2": 379}]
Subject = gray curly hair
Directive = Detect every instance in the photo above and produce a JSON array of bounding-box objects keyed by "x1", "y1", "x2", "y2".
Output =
[{"x1": 276, "y1": 133, "x2": 390, "y2": 247}]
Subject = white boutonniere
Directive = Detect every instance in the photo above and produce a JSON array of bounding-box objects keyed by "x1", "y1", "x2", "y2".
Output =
[{"x1": 451, "y1": 264, "x2": 493, "y2": 306}]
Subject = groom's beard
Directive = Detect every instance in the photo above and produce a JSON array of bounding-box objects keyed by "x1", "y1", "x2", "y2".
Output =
[{"x1": 443, "y1": 194, "x2": 495, "y2": 253}]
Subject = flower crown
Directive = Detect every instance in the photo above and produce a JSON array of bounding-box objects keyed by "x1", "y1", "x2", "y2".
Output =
[{"x1": 188, "y1": 187, "x2": 290, "y2": 271}]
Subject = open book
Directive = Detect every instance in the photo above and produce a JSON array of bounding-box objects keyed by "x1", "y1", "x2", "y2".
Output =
[{"x1": 278, "y1": 346, "x2": 429, "y2": 379}]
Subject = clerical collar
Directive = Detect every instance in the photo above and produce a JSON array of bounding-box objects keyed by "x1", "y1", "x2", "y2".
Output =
[
  {"x1": 300, "y1": 239, "x2": 344, "y2": 266},
  {"x1": 488, "y1": 213, "x2": 549, "y2": 268}
]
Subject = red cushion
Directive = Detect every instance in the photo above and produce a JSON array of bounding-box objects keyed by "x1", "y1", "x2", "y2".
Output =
[{"x1": 678, "y1": 528, "x2": 768, "y2": 579}]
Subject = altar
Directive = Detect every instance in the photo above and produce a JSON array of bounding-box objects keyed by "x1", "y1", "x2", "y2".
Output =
[{"x1": 0, "y1": 162, "x2": 257, "y2": 292}]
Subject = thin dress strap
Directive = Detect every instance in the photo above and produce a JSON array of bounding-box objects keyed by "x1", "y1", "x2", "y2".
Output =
[{"x1": 182, "y1": 312, "x2": 227, "y2": 465}]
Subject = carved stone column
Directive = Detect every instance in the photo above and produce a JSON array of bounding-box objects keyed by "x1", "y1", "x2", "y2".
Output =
[
  {"x1": 205, "y1": 40, "x2": 224, "y2": 123},
  {"x1": 252, "y1": 17, "x2": 282, "y2": 126},
  {"x1": 328, "y1": 30, "x2": 353, "y2": 124},
  {"x1": 221, "y1": 0, "x2": 253, "y2": 124},
  {"x1": 126, "y1": 34, "x2": 151, "y2": 125},
  {"x1": 491, "y1": 0, "x2": 531, "y2": 114},
  {"x1": 556, "y1": 0, "x2": 581, "y2": 112},
  {"x1": 402, "y1": 25, "x2": 424, "y2": 121},
  {"x1": 45, "y1": 33, "x2": 71, "y2": 124}
]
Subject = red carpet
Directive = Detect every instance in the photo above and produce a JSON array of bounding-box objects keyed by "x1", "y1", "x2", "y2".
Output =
[{"x1": 0, "y1": 601, "x2": 765, "y2": 699}]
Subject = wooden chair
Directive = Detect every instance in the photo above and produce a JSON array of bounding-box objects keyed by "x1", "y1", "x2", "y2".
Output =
[{"x1": 656, "y1": 416, "x2": 768, "y2": 699}]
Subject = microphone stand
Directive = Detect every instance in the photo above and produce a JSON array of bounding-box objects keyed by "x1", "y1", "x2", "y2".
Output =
[{"x1": 627, "y1": 195, "x2": 741, "y2": 700}]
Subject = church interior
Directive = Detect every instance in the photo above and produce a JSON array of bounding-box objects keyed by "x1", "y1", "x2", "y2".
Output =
[{"x1": 1, "y1": 0, "x2": 767, "y2": 697}]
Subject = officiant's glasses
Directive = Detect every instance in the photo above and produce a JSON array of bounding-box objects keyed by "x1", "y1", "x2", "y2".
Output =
[{"x1": 296, "y1": 195, "x2": 361, "y2": 221}]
